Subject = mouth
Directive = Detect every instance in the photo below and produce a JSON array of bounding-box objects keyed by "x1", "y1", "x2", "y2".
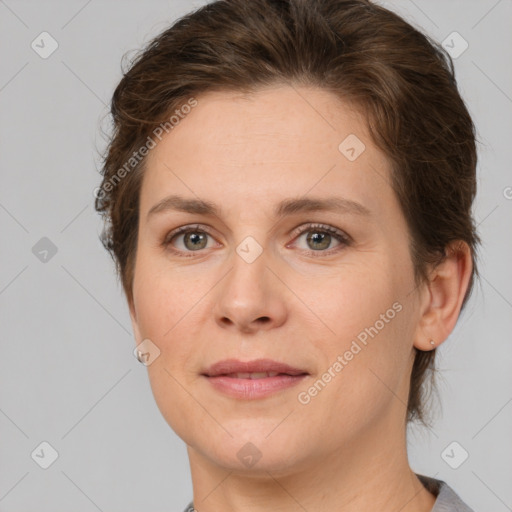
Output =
[{"x1": 201, "y1": 358, "x2": 309, "y2": 399}]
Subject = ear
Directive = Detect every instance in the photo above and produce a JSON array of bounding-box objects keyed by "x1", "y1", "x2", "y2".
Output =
[
  {"x1": 128, "y1": 295, "x2": 143, "y2": 346},
  {"x1": 413, "y1": 241, "x2": 473, "y2": 351}
]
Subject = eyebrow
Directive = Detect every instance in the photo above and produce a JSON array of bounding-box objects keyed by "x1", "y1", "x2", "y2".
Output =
[{"x1": 147, "y1": 194, "x2": 371, "y2": 220}]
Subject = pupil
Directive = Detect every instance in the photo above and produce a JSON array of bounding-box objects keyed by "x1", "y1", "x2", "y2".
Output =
[
  {"x1": 185, "y1": 232, "x2": 206, "y2": 250},
  {"x1": 307, "y1": 232, "x2": 330, "y2": 250}
]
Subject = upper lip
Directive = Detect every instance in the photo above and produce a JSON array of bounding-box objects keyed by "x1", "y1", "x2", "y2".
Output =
[{"x1": 202, "y1": 358, "x2": 309, "y2": 377}]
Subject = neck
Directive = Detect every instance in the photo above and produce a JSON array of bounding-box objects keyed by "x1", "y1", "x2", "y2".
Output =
[{"x1": 186, "y1": 413, "x2": 436, "y2": 512}]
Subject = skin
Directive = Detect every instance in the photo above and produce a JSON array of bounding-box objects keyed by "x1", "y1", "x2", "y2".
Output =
[{"x1": 128, "y1": 85, "x2": 472, "y2": 512}]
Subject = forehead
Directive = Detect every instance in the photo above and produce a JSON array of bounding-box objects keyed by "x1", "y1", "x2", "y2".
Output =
[
  {"x1": 154, "y1": 85, "x2": 369, "y2": 156},
  {"x1": 140, "y1": 85, "x2": 393, "y2": 219}
]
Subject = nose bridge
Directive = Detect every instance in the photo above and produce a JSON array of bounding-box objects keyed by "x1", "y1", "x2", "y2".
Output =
[
  {"x1": 226, "y1": 224, "x2": 271, "y2": 284},
  {"x1": 226, "y1": 236, "x2": 270, "y2": 305},
  {"x1": 212, "y1": 234, "x2": 286, "y2": 331}
]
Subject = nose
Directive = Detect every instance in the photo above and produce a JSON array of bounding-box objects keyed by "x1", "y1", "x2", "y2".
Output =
[{"x1": 212, "y1": 245, "x2": 287, "y2": 334}]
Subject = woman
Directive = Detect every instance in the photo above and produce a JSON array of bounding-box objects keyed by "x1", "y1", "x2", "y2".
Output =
[{"x1": 95, "y1": 0, "x2": 479, "y2": 510}]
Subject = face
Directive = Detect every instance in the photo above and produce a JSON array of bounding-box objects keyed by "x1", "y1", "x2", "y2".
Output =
[{"x1": 129, "y1": 85, "x2": 424, "y2": 473}]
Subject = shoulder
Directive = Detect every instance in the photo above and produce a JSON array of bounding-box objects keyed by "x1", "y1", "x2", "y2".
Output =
[{"x1": 416, "y1": 473, "x2": 476, "y2": 512}]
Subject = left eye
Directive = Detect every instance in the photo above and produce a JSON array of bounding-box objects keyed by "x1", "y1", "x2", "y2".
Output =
[{"x1": 291, "y1": 225, "x2": 349, "y2": 253}]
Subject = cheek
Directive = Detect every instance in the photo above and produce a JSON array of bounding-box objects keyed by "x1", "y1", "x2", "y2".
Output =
[
  {"x1": 132, "y1": 249, "x2": 204, "y2": 338},
  {"x1": 303, "y1": 259, "x2": 401, "y2": 346},
  {"x1": 131, "y1": 262, "x2": 210, "y2": 443},
  {"x1": 297, "y1": 316, "x2": 412, "y2": 444},
  {"x1": 299, "y1": 259, "x2": 414, "y2": 419},
  {"x1": 131, "y1": 260, "x2": 200, "y2": 394}
]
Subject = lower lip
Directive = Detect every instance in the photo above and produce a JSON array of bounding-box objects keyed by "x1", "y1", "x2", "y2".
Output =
[{"x1": 204, "y1": 374, "x2": 308, "y2": 399}]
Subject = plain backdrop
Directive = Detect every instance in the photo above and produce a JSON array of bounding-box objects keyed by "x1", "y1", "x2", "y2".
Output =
[{"x1": 0, "y1": 1, "x2": 511, "y2": 510}]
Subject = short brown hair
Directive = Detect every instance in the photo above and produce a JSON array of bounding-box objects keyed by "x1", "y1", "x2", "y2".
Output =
[{"x1": 95, "y1": 0, "x2": 480, "y2": 426}]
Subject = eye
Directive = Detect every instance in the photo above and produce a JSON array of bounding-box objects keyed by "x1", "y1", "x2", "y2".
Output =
[
  {"x1": 163, "y1": 224, "x2": 217, "y2": 256},
  {"x1": 162, "y1": 222, "x2": 351, "y2": 258},
  {"x1": 290, "y1": 223, "x2": 350, "y2": 256}
]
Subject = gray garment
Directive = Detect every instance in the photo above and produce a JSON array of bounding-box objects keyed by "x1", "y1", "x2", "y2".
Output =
[
  {"x1": 417, "y1": 474, "x2": 475, "y2": 512},
  {"x1": 182, "y1": 473, "x2": 475, "y2": 511}
]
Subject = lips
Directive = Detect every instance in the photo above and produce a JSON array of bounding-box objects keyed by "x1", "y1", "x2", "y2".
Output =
[
  {"x1": 224, "y1": 372, "x2": 280, "y2": 379},
  {"x1": 203, "y1": 358, "x2": 308, "y2": 377},
  {"x1": 202, "y1": 359, "x2": 309, "y2": 399}
]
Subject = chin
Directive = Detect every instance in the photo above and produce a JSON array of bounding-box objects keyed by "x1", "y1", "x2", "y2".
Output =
[{"x1": 190, "y1": 421, "x2": 310, "y2": 473}]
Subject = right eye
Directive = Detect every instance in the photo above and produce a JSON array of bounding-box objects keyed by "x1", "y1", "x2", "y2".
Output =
[{"x1": 163, "y1": 224, "x2": 219, "y2": 256}]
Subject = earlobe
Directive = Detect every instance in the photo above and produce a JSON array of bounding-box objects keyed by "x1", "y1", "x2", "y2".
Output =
[{"x1": 413, "y1": 241, "x2": 473, "y2": 351}]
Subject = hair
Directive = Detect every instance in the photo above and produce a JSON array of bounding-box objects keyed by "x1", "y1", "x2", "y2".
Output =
[{"x1": 95, "y1": 0, "x2": 480, "y2": 427}]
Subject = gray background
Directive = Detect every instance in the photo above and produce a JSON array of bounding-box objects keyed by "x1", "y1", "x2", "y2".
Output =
[{"x1": 0, "y1": 0, "x2": 511, "y2": 510}]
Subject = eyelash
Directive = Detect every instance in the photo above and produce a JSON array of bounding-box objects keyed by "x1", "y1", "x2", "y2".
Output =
[{"x1": 162, "y1": 223, "x2": 351, "y2": 258}]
